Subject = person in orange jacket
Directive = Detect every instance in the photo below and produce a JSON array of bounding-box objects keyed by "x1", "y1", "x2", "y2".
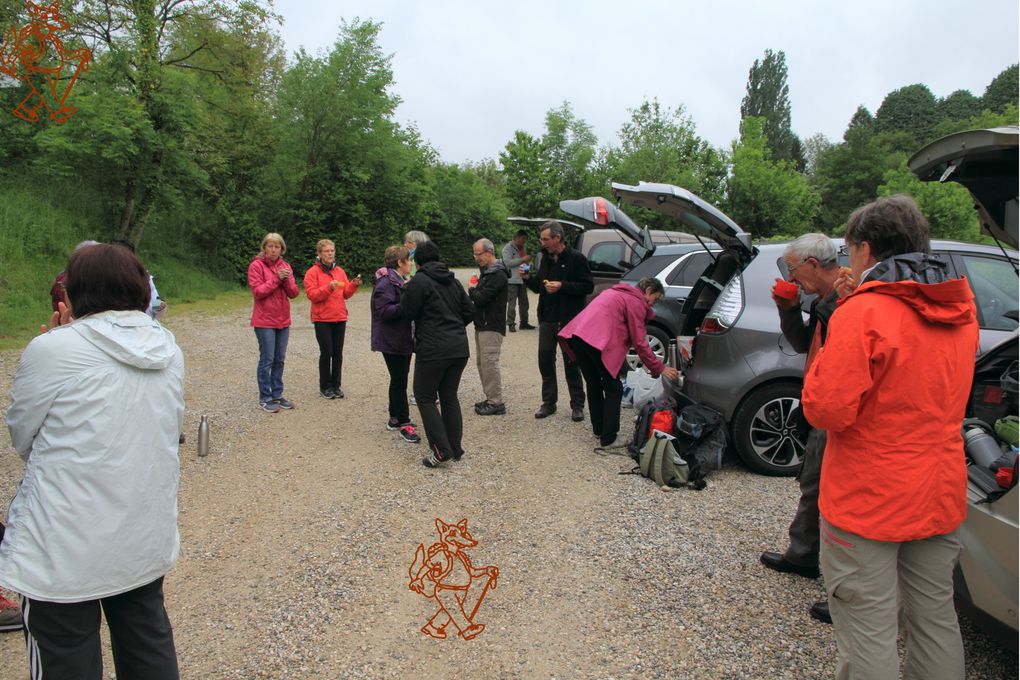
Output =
[
  {"x1": 304, "y1": 239, "x2": 361, "y2": 399},
  {"x1": 801, "y1": 195, "x2": 979, "y2": 680}
]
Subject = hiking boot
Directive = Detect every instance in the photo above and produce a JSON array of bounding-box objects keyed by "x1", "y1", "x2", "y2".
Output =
[
  {"x1": 571, "y1": 408, "x2": 584, "y2": 422},
  {"x1": 320, "y1": 388, "x2": 336, "y2": 399},
  {"x1": 333, "y1": 387, "x2": 345, "y2": 399},
  {"x1": 476, "y1": 402, "x2": 506, "y2": 416},
  {"x1": 399, "y1": 424, "x2": 421, "y2": 444},
  {"x1": 508, "y1": 324, "x2": 517, "y2": 333},
  {"x1": 520, "y1": 323, "x2": 536, "y2": 330},
  {"x1": 0, "y1": 596, "x2": 22, "y2": 632},
  {"x1": 474, "y1": 400, "x2": 488, "y2": 410},
  {"x1": 275, "y1": 397, "x2": 295, "y2": 410},
  {"x1": 259, "y1": 401, "x2": 280, "y2": 413},
  {"x1": 534, "y1": 405, "x2": 556, "y2": 419}
]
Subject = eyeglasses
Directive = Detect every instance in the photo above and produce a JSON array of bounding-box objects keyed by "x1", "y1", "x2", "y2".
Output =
[
  {"x1": 787, "y1": 259, "x2": 809, "y2": 274},
  {"x1": 838, "y1": 244, "x2": 850, "y2": 257}
]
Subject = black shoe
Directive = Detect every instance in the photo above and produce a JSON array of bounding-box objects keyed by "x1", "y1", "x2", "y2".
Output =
[
  {"x1": 809, "y1": 600, "x2": 832, "y2": 624},
  {"x1": 334, "y1": 387, "x2": 345, "y2": 399},
  {"x1": 571, "y1": 408, "x2": 584, "y2": 422},
  {"x1": 423, "y1": 446, "x2": 448, "y2": 468},
  {"x1": 474, "y1": 400, "x2": 488, "y2": 410},
  {"x1": 534, "y1": 405, "x2": 556, "y2": 419},
  {"x1": 476, "y1": 402, "x2": 506, "y2": 416},
  {"x1": 508, "y1": 324, "x2": 517, "y2": 333},
  {"x1": 760, "y1": 551, "x2": 821, "y2": 579},
  {"x1": 320, "y1": 388, "x2": 336, "y2": 399},
  {"x1": 520, "y1": 323, "x2": 536, "y2": 330}
]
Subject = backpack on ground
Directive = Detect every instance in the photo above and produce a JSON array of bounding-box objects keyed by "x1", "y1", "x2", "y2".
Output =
[
  {"x1": 637, "y1": 430, "x2": 691, "y2": 488},
  {"x1": 627, "y1": 396, "x2": 677, "y2": 460}
]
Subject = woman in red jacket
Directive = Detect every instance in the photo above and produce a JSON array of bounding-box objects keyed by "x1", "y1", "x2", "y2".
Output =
[
  {"x1": 248, "y1": 232, "x2": 300, "y2": 413},
  {"x1": 304, "y1": 239, "x2": 361, "y2": 399}
]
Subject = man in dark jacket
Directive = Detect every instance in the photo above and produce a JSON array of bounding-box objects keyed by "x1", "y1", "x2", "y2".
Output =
[
  {"x1": 401, "y1": 241, "x2": 475, "y2": 467},
  {"x1": 469, "y1": 238, "x2": 509, "y2": 416},
  {"x1": 522, "y1": 221, "x2": 594, "y2": 421}
]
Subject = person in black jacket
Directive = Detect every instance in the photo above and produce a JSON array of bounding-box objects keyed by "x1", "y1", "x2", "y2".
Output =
[
  {"x1": 401, "y1": 240, "x2": 475, "y2": 468},
  {"x1": 522, "y1": 221, "x2": 594, "y2": 422},
  {"x1": 468, "y1": 238, "x2": 509, "y2": 416}
]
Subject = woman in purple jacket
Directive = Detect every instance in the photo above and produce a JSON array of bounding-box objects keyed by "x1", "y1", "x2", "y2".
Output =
[
  {"x1": 371, "y1": 245, "x2": 421, "y2": 443},
  {"x1": 559, "y1": 278, "x2": 679, "y2": 449},
  {"x1": 248, "y1": 232, "x2": 300, "y2": 413}
]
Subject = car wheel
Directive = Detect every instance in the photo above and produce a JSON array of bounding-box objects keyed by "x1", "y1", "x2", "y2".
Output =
[
  {"x1": 732, "y1": 382, "x2": 806, "y2": 476},
  {"x1": 626, "y1": 325, "x2": 670, "y2": 371}
]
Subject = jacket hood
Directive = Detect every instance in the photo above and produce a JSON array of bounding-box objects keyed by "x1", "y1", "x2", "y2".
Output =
[
  {"x1": 611, "y1": 282, "x2": 656, "y2": 322},
  {"x1": 480, "y1": 261, "x2": 507, "y2": 275},
  {"x1": 853, "y1": 253, "x2": 975, "y2": 326},
  {"x1": 71, "y1": 310, "x2": 180, "y2": 370},
  {"x1": 420, "y1": 261, "x2": 456, "y2": 284}
]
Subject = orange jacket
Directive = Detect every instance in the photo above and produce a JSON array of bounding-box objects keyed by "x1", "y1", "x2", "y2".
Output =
[
  {"x1": 303, "y1": 262, "x2": 359, "y2": 322},
  {"x1": 801, "y1": 277, "x2": 979, "y2": 542}
]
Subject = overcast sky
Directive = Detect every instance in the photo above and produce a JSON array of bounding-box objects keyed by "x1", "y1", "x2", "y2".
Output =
[{"x1": 273, "y1": 0, "x2": 1019, "y2": 165}]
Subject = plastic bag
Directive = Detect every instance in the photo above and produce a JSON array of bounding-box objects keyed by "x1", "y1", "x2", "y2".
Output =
[{"x1": 629, "y1": 370, "x2": 666, "y2": 409}]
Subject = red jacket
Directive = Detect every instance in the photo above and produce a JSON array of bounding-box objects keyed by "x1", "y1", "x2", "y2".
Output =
[
  {"x1": 248, "y1": 255, "x2": 299, "y2": 328},
  {"x1": 303, "y1": 262, "x2": 359, "y2": 322},
  {"x1": 801, "y1": 277, "x2": 979, "y2": 542}
]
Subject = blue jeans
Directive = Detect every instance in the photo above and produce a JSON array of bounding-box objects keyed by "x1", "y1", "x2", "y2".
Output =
[{"x1": 254, "y1": 327, "x2": 289, "y2": 403}]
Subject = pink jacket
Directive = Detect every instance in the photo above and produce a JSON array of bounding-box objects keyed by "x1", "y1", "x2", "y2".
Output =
[
  {"x1": 558, "y1": 283, "x2": 666, "y2": 377},
  {"x1": 248, "y1": 255, "x2": 299, "y2": 328}
]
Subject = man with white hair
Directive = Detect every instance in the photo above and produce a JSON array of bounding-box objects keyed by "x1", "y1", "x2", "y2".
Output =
[
  {"x1": 469, "y1": 238, "x2": 509, "y2": 415},
  {"x1": 759, "y1": 233, "x2": 842, "y2": 625}
]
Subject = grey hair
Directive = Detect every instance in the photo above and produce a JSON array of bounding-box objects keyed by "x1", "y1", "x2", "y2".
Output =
[
  {"x1": 474, "y1": 238, "x2": 494, "y2": 254},
  {"x1": 540, "y1": 221, "x2": 564, "y2": 241},
  {"x1": 74, "y1": 240, "x2": 100, "y2": 253},
  {"x1": 636, "y1": 277, "x2": 664, "y2": 296},
  {"x1": 404, "y1": 230, "x2": 430, "y2": 246},
  {"x1": 784, "y1": 233, "x2": 838, "y2": 269}
]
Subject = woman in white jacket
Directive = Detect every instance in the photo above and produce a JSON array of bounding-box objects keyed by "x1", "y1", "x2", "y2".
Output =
[{"x1": 2, "y1": 243, "x2": 185, "y2": 679}]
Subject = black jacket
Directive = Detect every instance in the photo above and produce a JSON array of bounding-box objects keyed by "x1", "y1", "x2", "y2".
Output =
[
  {"x1": 524, "y1": 247, "x2": 594, "y2": 324},
  {"x1": 469, "y1": 262, "x2": 508, "y2": 334},
  {"x1": 778, "y1": 289, "x2": 838, "y2": 354},
  {"x1": 402, "y1": 261, "x2": 474, "y2": 360}
]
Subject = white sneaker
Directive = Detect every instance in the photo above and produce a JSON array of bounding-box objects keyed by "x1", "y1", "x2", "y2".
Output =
[
  {"x1": 599, "y1": 436, "x2": 629, "y2": 450},
  {"x1": 409, "y1": 394, "x2": 417, "y2": 406}
]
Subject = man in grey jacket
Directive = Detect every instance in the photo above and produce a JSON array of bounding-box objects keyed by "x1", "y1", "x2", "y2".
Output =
[{"x1": 501, "y1": 230, "x2": 533, "y2": 332}]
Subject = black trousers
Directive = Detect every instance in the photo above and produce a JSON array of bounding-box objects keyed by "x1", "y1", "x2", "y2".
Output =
[
  {"x1": 538, "y1": 321, "x2": 584, "y2": 410},
  {"x1": 413, "y1": 356, "x2": 468, "y2": 460},
  {"x1": 21, "y1": 576, "x2": 178, "y2": 680},
  {"x1": 313, "y1": 321, "x2": 346, "y2": 391},
  {"x1": 570, "y1": 337, "x2": 624, "y2": 445},
  {"x1": 382, "y1": 352, "x2": 412, "y2": 424}
]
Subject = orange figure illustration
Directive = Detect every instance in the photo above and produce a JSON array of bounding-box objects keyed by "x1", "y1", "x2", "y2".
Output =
[
  {"x1": 408, "y1": 518, "x2": 499, "y2": 640},
  {"x1": 0, "y1": 1, "x2": 91, "y2": 123}
]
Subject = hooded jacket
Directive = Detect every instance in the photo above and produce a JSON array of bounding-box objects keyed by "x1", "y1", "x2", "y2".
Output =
[
  {"x1": 801, "y1": 253, "x2": 979, "y2": 542},
  {"x1": 371, "y1": 267, "x2": 413, "y2": 355},
  {"x1": 469, "y1": 261, "x2": 508, "y2": 334},
  {"x1": 304, "y1": 260, "x2": 359, "y2": 323},
  {"x1": 248, "y1": 254, "x2": 299, "y2": 328},
  {"x1": 2, "y1": 311, "x2": 185, "y2": 602},
  {"x1": 558, "y1": 283, "x2": 667, "y2": 377},
  {"x1": 401, "y1": 261, "x2": 474, "y2": 361}
]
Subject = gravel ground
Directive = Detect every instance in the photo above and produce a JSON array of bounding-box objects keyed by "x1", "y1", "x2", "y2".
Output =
[{"x1": 0, "y1": 269, "x2": 1016, "y2": 679}]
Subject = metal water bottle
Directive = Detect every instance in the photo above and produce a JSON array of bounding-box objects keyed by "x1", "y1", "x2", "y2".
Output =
[
  {"x1": 667, "y1": 339, "x2": 679, "y2": 369},
  {"x1": 197, "y1": 415, "x2": 210, "y2": 457}
]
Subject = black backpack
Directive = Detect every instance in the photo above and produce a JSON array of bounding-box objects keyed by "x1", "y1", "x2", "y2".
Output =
[{"x1": 627, "y1": 396, "x2": 678, "y2": 461}]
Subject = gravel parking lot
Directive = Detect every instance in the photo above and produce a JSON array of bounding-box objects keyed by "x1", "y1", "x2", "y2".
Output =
[{"x1": 0, "y1": 270, "x2": 1016, "y2": 678}]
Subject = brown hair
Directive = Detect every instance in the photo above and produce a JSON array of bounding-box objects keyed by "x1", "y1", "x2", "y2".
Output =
[
  {"x1": 261, "y1": 232, "x2": 287, "y2": 255},
  {"x1": 65, "y1": 244, "x2": 150, "y2": 317},
  {"x1": 845, "y1": 195, "x2": 930, "y2": 261},
  {"x1": 384, "y1": 245, "x2": 409, "y2": 269}
]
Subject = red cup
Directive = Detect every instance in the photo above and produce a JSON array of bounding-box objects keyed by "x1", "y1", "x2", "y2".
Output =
[
  {"x1": 774, "y1": 278, "x2": 799, "y2": 300},
  {"x1": 470, "y1": 275, "x2": 479, "y2": 286}
]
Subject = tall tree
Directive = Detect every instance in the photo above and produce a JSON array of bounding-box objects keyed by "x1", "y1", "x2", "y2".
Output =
[
  {"x1": 740, "y1": 49, "x2": 804, "y2": 168},
  {"x1": 801, "y1": 133, "x2": 832, "y2": 175},
  {"x1": 936, "y1": 89, "x2": 983, "y2": 124},
  {"x1": 498, "y1": 130, "x2": 558, "y2": 216},
  {"x1": 540, "y1": 101, "x2": 598, "y2": 200},
  {"x1": 844, "y1": 105, "x2": 874, "y2": 141},
  {"x1": 983, "y1": 64, "x2": 1019, "y2": 114},
  {"x1": 874, "y1": 84, "x2": 938, "y2": 145},
  {"x1": 879, "y1": 163, "x2": 979, "y2": 241}
]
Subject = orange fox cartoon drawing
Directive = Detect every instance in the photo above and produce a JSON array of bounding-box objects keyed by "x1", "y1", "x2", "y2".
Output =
[{"x1": 408, "y1": 518, "x2": 499, "y2": 640}]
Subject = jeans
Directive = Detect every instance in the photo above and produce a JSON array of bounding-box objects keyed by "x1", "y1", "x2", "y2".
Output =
[
  {"x1": 383, "y1": 352, "x2": 412, "y2": 423},
  {"x1": 254, "y1": 327, "x2": 289, "y2": 403},
  {"x1": 570, "y1": 337, "x2": 623, "y2": 445},
  {"x1": 413, "y1": 356, "x2": 468, "y2": 460},
  {"x1": 313, "y1": 321, "x2": 346, "y2": 391}
]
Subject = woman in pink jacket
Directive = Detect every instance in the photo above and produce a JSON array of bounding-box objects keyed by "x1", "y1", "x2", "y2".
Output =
[
  {"x1": 304, "y1": 239, "x2": 361, "y2": 399},
  {"x1": 559, "y1": 278, "x2": 678, "y2": 448},
  {"x1": 248, "y1": 232, "x2": 300, "y2": 413}
]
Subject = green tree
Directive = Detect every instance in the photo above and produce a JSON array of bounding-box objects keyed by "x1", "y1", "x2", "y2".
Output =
[
  {"x1": 982, "y1": 64, "x2": 1019, "y2": 114},
  {"x1": 844, "y1": 105, "x2": 875, "y2": 140},
  {"x1": 423, "y1": 163, "x2": 510, "y2": 266},
  {"x1": 740, "y1": 49, "x2": 803, "y2": 168},
  {"x1": 878, "y1": 162, "x2": 980, "y2": 241},
  {"x1": 727, "y1": 117, "x2": 819, "y2": 238},
  {"x1": 932, "y1": 102, "x2": 1020, "y2": 139},
  {"x1": 541, "y1": 101, "x2": 599, "y2": 200},
  {"x1": 801, "y1": 133, "x2": 833, "y2": 175},
  {"x1": 874, "y1": 84, "x2": 938, "y2": 145},
  {"x1": 498, "y1": 130, "x2": 558, "y2": 216},
  {"x1": 936, "y1": 89, "x2": 983, "y2": 123}
]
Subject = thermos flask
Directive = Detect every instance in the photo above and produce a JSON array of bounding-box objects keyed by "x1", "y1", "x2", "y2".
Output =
[
  {"x1": 197, "y1": 415, "x2": 210, "y2": 457},
  {"x1": 963, "y1": 425, "x2": 1002, "y2": 469},
  {"x1": 668, "y1": 339, "x2": 679, "y2": 369}
]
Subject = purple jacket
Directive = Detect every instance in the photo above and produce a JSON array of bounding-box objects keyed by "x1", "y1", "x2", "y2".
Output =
[
  {"x1": 558, "y1": 283, "x2": 666, "y2": 377},
  {"x1": 371, "y1": 268, "x2": 413, "y2": 355}
]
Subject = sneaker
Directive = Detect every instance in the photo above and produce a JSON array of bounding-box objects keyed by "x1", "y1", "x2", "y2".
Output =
[
  {"x1": 399, "y1": 424, "x2": 422, "y2": 443},
  {"x1": 409, "y1": 394, "x2": 417, "y2": 406},
  {"x1": 422, "y1": 445, "x2": 447, "y2": 468},
  {"x1": 475, "y1": 402, "x2": 506, "y2": 416},
  {"x1": 474, "y1": 400, "x2": 488, "y2": 410},
  {"x1": 598, "y1": 435, "x2": 628, "y2": 449},
  {"x1": 320, "y1": 388, "x2": 336, "y2": 399},
  {"x1": 508, "y1": 324, "x2": 517, "y2": 333},
  {"x1": 386, "y1": 417, "x2": 402, "y2": 431},
  {"x1": 275, "y1": 397, "x2": 295, "y2": 410},
  {"x1": 0, "y1": 595, "x2": 22, "y2": 632},
  {"x1": 334, "y1": 387, "x2": 345, "y2": 399},
  {"x1": 259, "y1": 401, "x2": 280, "y2": 413}
]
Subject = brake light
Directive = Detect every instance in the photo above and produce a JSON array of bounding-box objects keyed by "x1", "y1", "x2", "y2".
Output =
[
  {"x1": 699, "y1": 317, "x2": 724, "y2": 334},
  {"x1": 593, "y1": 197, "x2": 609, "y2": 225},
  {"x1": 699, "y1": 275, "x2": 744, "y2": 334}
]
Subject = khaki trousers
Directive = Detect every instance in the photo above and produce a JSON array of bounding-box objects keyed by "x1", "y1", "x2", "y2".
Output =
[
  {"x1": 820, "y1": 517, "x2": 964, "y2": 680},
  {"x1": 475, "y1": 330, "x2": 504, "y2": 405}
]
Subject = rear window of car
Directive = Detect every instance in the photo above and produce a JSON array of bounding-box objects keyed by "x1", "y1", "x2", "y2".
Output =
[
  {"x1": 666, "y1": 252, "x2": 716, "y2": 287},
  {"x1": 958, "y1": 254, "x2": 1019, "y2": 331},
  {"x1": 625, "y1": 254, "x2": 682, "y2": 280}
]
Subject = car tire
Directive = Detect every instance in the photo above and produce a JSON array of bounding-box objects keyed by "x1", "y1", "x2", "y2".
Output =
[
  {"x1": 626, "y1": 324, "x2": 670, "y2": 372},
  {"x1": 731, "y1": 382, "x2": 806, "y2": 476}
]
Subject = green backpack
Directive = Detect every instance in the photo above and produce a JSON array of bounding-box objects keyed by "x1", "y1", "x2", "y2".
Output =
[{"x1": 638, "y1": 430, "x2": 690, "y2": 488}]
